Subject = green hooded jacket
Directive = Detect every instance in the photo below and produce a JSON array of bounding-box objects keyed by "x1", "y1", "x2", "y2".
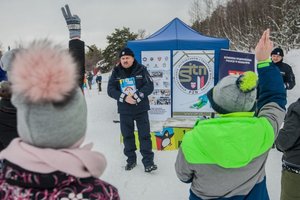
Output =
[{"x1": 181, "y1": 112, "x2": 274, "y2": 168}]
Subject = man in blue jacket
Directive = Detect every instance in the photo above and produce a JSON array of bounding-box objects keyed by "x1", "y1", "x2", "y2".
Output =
[{"x1": 107, "y1": 47, "x2": 157, "y2": 172}]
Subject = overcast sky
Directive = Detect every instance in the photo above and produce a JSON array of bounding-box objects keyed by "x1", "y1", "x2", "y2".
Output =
[{"x1": 0, "y1": 0, "x2": 193, "y2": 50}]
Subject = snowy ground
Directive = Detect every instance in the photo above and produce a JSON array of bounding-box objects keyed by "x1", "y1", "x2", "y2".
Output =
[{"x1": 83, "y1": 50, "x2": 299, "y2": 200}]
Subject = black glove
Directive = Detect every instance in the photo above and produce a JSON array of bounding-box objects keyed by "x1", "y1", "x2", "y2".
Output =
[{"x1": 61, "y1": 4, "x2": 81, "y2": 39}]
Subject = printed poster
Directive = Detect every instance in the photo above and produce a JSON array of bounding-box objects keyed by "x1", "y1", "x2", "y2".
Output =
[
  {"x1": 219, "y1": 49, "x2": 255, "y2": 80},
  {"x1": 120, "y1": 77, "x2": 136, "y2": 96},
  {"x1": 142, "y1": 51, "x2": 171, "y2": 121},
  {"x1": 173, "y1": 50, "x2": 215, "y2": 117}
]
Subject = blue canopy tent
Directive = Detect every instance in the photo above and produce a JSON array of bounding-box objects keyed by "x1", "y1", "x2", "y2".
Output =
[{"x1": 127, "y1": 18, "x2": 229, "y2": 82}]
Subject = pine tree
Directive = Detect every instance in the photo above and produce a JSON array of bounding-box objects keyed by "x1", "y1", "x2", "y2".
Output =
[{"x1": 102, "y1": 27, "x2": 138, "y2": 72}]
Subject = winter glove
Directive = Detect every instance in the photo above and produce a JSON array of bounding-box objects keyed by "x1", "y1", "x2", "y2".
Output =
[{"x1": 61, "y1": 4, "x2": 81, "y2": 39}]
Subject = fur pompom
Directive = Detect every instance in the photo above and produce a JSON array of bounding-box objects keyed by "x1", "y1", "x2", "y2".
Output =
[
  {"x1": 237, "y1": 71, "x2": 258, "y2": 93},
  {"x1": 10, "y1": 40, "x2": 78, "y2": 103}
]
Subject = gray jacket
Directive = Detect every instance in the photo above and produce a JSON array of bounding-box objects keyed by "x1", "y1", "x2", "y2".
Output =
[{"x1": 175, "y1": 103, "x2": 285, "y2": 199}]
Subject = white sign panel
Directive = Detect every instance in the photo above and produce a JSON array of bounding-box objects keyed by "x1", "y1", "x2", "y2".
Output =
[
  {"x1": 173, "y1": 50, "x2": 215, "y2": 116},
  {"x1": 142, "y1": 51, "x2": 171, "y2": 121}
]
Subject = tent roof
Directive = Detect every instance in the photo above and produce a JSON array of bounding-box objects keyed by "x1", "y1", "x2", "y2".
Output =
[
  {"x1": 127, "y1": 18, "x2": 229, "y2": 50},
  {"x1": 146, "y1": 18, "x2": 225, "y2": 42}
]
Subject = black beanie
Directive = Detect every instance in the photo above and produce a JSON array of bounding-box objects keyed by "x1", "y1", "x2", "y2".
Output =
[
  {"x1": 271, "y1": 47, "x2": 284, "y2": 57},
  {"x1": 119, "y1": 47, "x2": 134, "y2": 58}
]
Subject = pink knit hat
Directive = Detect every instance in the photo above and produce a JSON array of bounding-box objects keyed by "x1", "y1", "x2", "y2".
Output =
[{"x1": 10, "y1": 40, "x2": 87, "y2": 149}]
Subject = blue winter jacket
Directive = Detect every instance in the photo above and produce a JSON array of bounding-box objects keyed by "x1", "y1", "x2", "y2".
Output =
[{"x1": 0, "y1": 67, "x2": 7, "y2": 81}]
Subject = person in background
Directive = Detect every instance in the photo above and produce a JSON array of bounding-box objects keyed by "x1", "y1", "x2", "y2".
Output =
[
  {"x1": 0, "y1": 40, "x2": 120, "y2": 200},
  {"x1": 271, "y1": 47, "x2": 296, "y2": 90},
  {"x1": 96, "y1": 70, "x2": 102, "y2": 92},
  {"x1": 1, "y1": 50, "x2": 6, "y2": 82},
  {"x1": 275, "y1": 98, "x2": 300, "y2": 200},
  {"x1": 87, "y1": 71, "x2": 94, "y2": 90},
  {"x1": 175, "y1": 29, "x2": 286, "y2": 200},
  {"x1": 0, "y1": 49, "x2": 20, "y2": 151},
  {"x1": 0, "y1": 67, "x2": 6, "y2": 82},
  {"x1": 107, "y1": 47, "x2": 157, "y2": 173}
]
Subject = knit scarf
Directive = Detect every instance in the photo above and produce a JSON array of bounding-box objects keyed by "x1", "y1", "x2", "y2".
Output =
[{"x1": 0, "y1": 138, "x2": 107, "y2": 178}]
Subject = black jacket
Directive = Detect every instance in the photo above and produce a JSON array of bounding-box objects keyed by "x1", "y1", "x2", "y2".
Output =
[
  {"x1": 0, "y1": 98, "x2": 17, "y2": 151},
  {"x1": 276, "y1": 98, "x2": 300, "y2": 166},
  {"x1": 69, "y1": 39, "x2": 85, "y2": 88},
  {"x1": 273, "y1": 60, "x2": 296, "y2": 90},
  {"x1": 107, "y1": 60, "x2": 154, "y2": 115},
  {"x1": 96, "y1": 75, "x2": 102, "y2": 83}
]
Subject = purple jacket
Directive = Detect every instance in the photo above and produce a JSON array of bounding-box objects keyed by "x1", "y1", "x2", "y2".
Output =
[{"x1": 0, "y1": 160, "x2": 120, "y2": 200}]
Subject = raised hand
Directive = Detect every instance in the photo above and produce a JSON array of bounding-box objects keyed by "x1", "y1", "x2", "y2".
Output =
[
  {"x1": 255, "y1": 29, "x2": 273, "y2": 61},
  {"x1": 61, "y1": 4, "x2": 81, "y2": 39}
]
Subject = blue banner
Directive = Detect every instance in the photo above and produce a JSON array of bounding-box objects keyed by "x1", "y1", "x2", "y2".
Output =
[{"x1": 219, "y1": 49, "x2": 255, "y2": 80}]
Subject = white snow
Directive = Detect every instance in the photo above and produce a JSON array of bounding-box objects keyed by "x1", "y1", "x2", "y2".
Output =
[{"x1": 84, "y1": 50, "x2": 300, "y2": 200}]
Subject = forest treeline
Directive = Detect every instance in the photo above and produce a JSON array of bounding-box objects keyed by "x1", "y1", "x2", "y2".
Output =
[{"x1": 190, "y1": 0, "x2": 300, "y2": 52}]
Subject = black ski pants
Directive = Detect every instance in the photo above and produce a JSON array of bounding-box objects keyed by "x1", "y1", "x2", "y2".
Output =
[{"x1": 120, "y1": 111, "x2": 154, "y2": 167}]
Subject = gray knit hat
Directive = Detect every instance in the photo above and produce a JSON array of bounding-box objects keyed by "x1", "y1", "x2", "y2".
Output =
[
  {"x1": 207, "y1": 71, "x2": 258, "y2": 114},
  {"x1": 10, "y1": 40, "x2": 87, "y2": 149}
]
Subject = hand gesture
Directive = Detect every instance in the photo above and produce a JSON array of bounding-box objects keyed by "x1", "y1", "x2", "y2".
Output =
[
  {"x1": 61, "y1": 4, "x2": 81, "y2": 39},
  {"x1": 255, "y1": 29, "x2": 273, "y2": 61}
]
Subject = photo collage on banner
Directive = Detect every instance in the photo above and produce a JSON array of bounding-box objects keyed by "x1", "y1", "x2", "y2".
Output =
[
  {"x1": 142, "y1": 51, "x2": 171, "y2": 121},
  {"x1": 173, "y1": 50, "x2": 215, "y2": 117}
]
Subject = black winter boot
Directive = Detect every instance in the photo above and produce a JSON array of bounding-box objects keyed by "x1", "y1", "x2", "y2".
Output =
[
  {"x1": 125, "y1": 162, "x2": 137, "y2": 171},
  {"x1": 145, "y1": 164, "x2": 157, "y2": 173}
]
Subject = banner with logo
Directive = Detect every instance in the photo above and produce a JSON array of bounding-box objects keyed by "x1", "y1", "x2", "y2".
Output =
[
  {"x1": 173, "y1": 50, "x2": 215, "y2": 116},
  {"x1": 219, "y1": 49, "x2": 255, "y2": 80},
  {"x1": 142, "y1": 51, "x2": 171, "y2": 121}
]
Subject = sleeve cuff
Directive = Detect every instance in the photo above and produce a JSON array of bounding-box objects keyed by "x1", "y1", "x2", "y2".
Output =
[
  {"x1": 181, "y1": 177, "x2": 193, "y2": 183},
  {"x1": 133, "y1": 93, "x2": 142, "y2": 103},
  {"x1": 119, "y1": 93, "x2": 126, "y2": 103},
  {"x1": 257, "y1": 58, "x2": 271, "y2": 68}
]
